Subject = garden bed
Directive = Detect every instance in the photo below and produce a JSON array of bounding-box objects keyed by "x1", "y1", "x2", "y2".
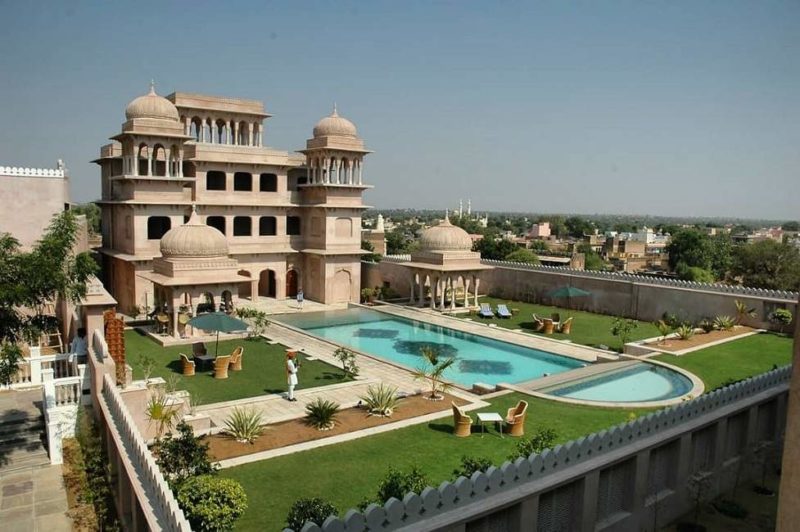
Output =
[
  {"x1": 207, "y1": 393, "x2": 470, "y2": 461},
  {"x1": 645, "y1": 326, "x2": 756, "y2": 353}
]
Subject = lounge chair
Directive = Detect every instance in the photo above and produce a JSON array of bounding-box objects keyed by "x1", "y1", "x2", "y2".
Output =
[
  {"x1": 543, "y1": 318, "x2": 555, "y2": 335},
  {"x1": 179, "y1": 353, "x2": 195, "y2": 376},
  {"x1": 559, "y1": 317, "x2": 574, "y2": 335},
  {"x1": 505, "y1": 400, "x2": 528, "y2": 437},
  {"x1": 531, "y1": 314, "x2": 545, "y2": 332},
  {"x1": 478, "y1": 303, "x2": 494, "y2": 319},
  {"x1": 214, "y1": 355, "x2": 231, "y2": 379},
  {"x1": 229, "y1": 346, "x2": 244, "y2": 371},
  {"x1": 496, "y1": 304, "x2": 512, "y2": 319},
  {"x1": 452, "y1": 402, "x2": 473, "y2": 437}
]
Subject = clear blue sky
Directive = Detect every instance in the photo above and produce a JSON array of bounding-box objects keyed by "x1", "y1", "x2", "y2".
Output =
[{"x1": 0, "y1": 1, "x2": 797, "y2": 219}]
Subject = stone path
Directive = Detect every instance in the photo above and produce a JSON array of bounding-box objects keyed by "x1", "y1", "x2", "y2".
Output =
[{"x1": 0, "y1": 466, "x2": 71, "y2": 532}]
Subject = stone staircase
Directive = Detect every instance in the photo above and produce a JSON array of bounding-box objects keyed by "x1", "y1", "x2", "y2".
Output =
[{"x1": 0, "y1": 390, "x2": 50, "y2": 474}]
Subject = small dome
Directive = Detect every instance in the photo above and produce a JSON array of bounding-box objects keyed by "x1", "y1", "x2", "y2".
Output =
[
  {"x1": 125, "y1": 83, "x2": 180, "y2": 122},
  {"x1": 313, "y1": 105, "x2": 358, "y2": 138},
  {"x1": 160, "y1": 210, "x2": 228, "y2": 258},
  {"x1": 419, "y1": 216, "x2": 473, "y2": 252}
]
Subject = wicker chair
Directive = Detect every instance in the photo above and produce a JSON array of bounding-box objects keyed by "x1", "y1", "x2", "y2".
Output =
[
  {"x1": 531, "y1": 314, "x2": 545, "y2": 332},
  {"x1": 229, "y1": 346, "x2": 244, "y2": 371},
  {"x1": 551, "y1": 313, "x2": 561, "y2": 323},
  {"x1": 214, "y1": 355, "x2": 231, "y2": 379},
  {"x1": 505, "y1": 400, "x2": 528, "y2": 437},
  {"x1": 543, "y1": 318, "x2": 555, "y2": 335},
  {"x1": 559, "y1": 317, "x2": 574, "y2": 335},
  {"x1": 179, "y1": 353, "x2": 195, "y2": 376},
  {"x1": 452, "y1": 402, "x2": 473, "y2": 438}
]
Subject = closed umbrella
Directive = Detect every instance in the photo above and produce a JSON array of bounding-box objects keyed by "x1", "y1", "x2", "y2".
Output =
[
  {"x1": 548, "y1": 286, "x2": 591, "y2": 310},
  {"x1": 187, "y1": 312, "x2": 249, "y2": 356}
]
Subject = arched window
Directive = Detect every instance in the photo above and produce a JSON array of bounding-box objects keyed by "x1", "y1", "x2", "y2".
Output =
[
  {"x1": 206, "y1": 171, "x2": 226, "y2": 190},
  {"x1": 234, "y1": 172, "x2": 253, "y2": 191},
  {"x1": 233, "y1": 216, "x2": 252, "y2": 236},
  {"x1": 206, "y1": 216, "x2": 226, "y2": 235},
  {"x1": 287, "y1": 216, "x2": 301, "y2": 236},
  {"x1": 147, "y1": 216, "x2": 171, "y2": 240},
  {"x1": 259, "y1": 173, "x2": 277, "y2": 192},
  {"x1": 259, "y1": 216, "x2": 277, "y2": 236}
]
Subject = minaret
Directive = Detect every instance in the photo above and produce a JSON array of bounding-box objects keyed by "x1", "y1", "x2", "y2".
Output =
[
  {"x1": 467, "y1": 199, "x2": 472, "y2": 217},
  {"x1": 459, "y1": 199, "x2": 463, "y2": 218}
]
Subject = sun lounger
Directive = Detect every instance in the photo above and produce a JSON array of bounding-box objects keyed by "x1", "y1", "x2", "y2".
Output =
[
  {"x1": 478, "y1": 303, "x2": 494, "y2": 319},
  {"x1": 496, "y1": 304, "x2": 512, "y2": 319}
]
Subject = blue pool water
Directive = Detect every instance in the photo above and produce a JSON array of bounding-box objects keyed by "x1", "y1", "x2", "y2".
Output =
[
  {"x1": 277, "y1": 308, "x2": 584, "y2": 387},
  {"x1": 548, "y1": 363, "x2": 693, "y2": 402}
]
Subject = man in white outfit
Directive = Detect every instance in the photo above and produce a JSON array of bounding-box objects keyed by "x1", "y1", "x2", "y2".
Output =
[{"x1": 286, "y1": 351, "x2": 299, "y2": 401}]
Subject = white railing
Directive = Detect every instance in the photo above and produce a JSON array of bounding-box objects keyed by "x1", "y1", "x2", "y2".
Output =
[
  {"x1": 2, "y1": 347, "x2": 78, "y2": 390},
  {"x1": 0, "y1": 165, "x2": 65, "y2": 178},
  {"x1": 52, "y1": 376, "x2": 83, "y2": 406}
]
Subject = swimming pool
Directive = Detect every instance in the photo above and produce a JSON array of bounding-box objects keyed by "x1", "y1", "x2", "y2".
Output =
[
  {"x1": 276, "y1": 308, "x2": 585, "y2": 387},
  {"x1": 546, "y1": 363, "x2": 694, "y2": 403}
]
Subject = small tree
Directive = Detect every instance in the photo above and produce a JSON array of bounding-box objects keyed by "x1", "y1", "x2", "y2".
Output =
[
  {"x1": 508, "y1": 427, "x2": 558, "y2": 460},
  {"x1": 138, "y1": 353, "x2": 156, "y2": 384},
  {"x1": 504, "y1": 248, "x2": 540, "y2": 265},
  {"x1": 177, "y1": 475, "x2": 247, "y2": 531},
  {"x1": 0, "y1": 342, "x2": 23, "y2": 387},
  {"x1": 769, "y1": 308, "x2": 793, "y2": 334},
  {"x1": 412, "y1": 347, "x2": 454, "y2": 400},
  {"x1": 453, "y1": 455, "x2": 494, "y2": 479},
  {"x1": 654, "y1": 320, "x2": 672, "y2": 345},
  {"x1": 156, "y1": 421, "x2": 218, "y2": 489},
  {"x1": 360, "y1": 287, "x2": 375, "y2": 303},
  {"x1": 332, "y1": 347, "x2": 359, "y2": 377},
  {"x1": 286, "y1": 498, "x2": 338, "y2": 531},
  {"x1": 734, "y1": 300, "x2": 756, "y2": 326},
  {"x1": 610, "y1": 318, "x2": 639, "y2": 350}
]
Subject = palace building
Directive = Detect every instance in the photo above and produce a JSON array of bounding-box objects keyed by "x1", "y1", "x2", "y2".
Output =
[{"x1": 94, "y1": 85, "x2": 371, "y2": 314}]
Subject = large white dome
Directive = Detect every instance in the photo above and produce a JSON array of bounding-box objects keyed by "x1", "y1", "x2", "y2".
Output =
[
  {"x1": 125, "y1": 84, "x2": 180, "y2": 122},
  {"x1": 419, "y1": 218, "x2": 473, "y2": 252},
  {"x1": 312, "y1": 106, "x2": 358, "y2": 138},
  {"x1": 160, "y1": 211, "x2": 228, "y2": 258}
]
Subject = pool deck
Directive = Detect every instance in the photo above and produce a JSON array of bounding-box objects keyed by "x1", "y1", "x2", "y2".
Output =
[{"x1": 370, "y1": 303, "x2": 616, "y2": 364}]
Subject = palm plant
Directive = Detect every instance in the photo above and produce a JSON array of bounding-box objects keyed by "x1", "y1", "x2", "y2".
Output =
[
  {"x1": 654, "y1": 320, "x2": 672, "y2": 345},
  {"x1": 145, "y1": 392, "x2": 180, "y2": 442},
  {"x1": 734, "y1": 300, "x2": 756, "y2": 326},
  {"x1": 412, "y1": 347, "x2": 454, "y2": 400},
  {"x1": 675, "y1": 324, "x2": 695, "y2": 341},
  {"x1": 359, "y1": 383, "x2": 400, "y2": 417},
  {"x1": 223, "y1": 407, "x2": 263, "y2": 443},
  {"x1": 305, "y1": 398, "x2": 340, "y2": 430},
  {"x1": 713, "y1": 315, "x2": 735, "y2": 331}
]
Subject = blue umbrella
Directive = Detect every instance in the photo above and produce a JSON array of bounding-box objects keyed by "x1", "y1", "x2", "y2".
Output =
[{"x1": 188, "y1": 312, "x2": 248, "y2": 355}]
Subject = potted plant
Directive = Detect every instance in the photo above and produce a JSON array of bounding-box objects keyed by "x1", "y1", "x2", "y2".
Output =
[{"x1": 360, "y1": 287, "x2": 375, "y2": 304}]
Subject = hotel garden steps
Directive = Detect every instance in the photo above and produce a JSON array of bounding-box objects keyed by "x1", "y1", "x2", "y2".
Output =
[{"x1": 0, "y1": 390, "x2": 50, "y2": 475}]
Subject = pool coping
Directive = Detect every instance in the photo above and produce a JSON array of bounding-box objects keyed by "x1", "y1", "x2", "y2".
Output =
[
  {"x1": 498, "y1": 355, "x2": 704, "y2": 409},
  {"x1": 271, "y1": 304, "x2": 602, "y2": 392},
  {"x1": 626, "y1": 328, "x2": 766, "y2": 357}
]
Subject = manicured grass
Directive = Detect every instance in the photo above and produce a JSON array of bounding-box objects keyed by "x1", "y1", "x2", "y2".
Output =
[
  {"x1": 653, "y1": 332, "x2": 792, "y2": 391},
  {"x1": 221, "y1": 392, "x2": 650, "y2": 531},
  {"x1": 124, "y1": 329, "x2": 351, "y2": 405},
  {"x1": 475, "y1": 296, "x2": 662, "y2": 351}
]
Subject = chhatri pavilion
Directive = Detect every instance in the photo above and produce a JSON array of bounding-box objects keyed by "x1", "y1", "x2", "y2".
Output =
[{"x1": 403, "y1": 214, "x2": 492, "y2": 311}]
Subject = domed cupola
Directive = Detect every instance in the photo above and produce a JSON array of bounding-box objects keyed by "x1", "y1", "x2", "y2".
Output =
[
  {"x1": 312, "y1": 104, "x2": 359, "y2": 138},
  {"x1": 160, "y1": 209, "x2": 229, "y2": 258},
  {"x1": 125, "y1": 82, "x2": 180, "y2": 122},
  {"x1": 419, "y1": 215, "x2": 474, "y2": 252}
]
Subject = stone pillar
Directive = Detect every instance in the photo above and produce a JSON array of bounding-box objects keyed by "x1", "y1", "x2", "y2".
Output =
[
  {"x1": 419, "y1": 275, "x2": 426, "y2": 307},
  {"x1": 184, "y1": 116, "x2": 191, "y2": 136},
  {"x1": 228, "y1": 120, "x2": 234, "y2": 144},
  {"x1": 248, "y1": 123, "x2": 254, "y2": 146},
  {"x1": 164, "y1": 148, "x2": 171, "y2": 177},
  {"x1": 409, "y1": 275, "x2": 416, "y2": 304},
  {"x1": 211, "y1": 123, "x2": 217, "y2": 144},
  {"x1": 439, "y1": 277, "x2": 446, "y2": 310},
  {"x1": 172, "y1": 304, "x2": 179, "y2": 339},
  {"x1": 430, "y1": 277, "x2": 436, "y2": 310},
  {"x1": 234, "y1": 122, "x2": 240, "y2": 146},
  {"x1": 463, "y1": 277, "x2": 471, "y2": 307},
  {"x1": 473, "y1": 276, "x2": 480, "y2": 307},
  {"x1": 200, "y1": 119, "x2": 207, "y2": 142},
  {"x1": 358, "y1": 160, "x2": 363, "y2": 183},
  {"x1": 177, "y1": 152, "x2": 183, "y2": 178},
  {"x1": 146, "y1": 149, "x2": 152, "y2": 176}
]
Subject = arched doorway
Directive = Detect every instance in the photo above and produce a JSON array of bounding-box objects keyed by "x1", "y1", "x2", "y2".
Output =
[
  {"x1": 285, "y1": 269, "x2": 298, "y2": 298},
  {"x1": 238, "y1": 270, "x2": 251, "y2": 299},
  {"x1": 258, "y1": 269, "x2": 277, "y2": 298},
  {"x1": 333, "y1": 270, "x2": 351, "y2": 303}
]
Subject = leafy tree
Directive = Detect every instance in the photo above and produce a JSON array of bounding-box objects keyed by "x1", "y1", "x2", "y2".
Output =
[
  {"x1": 385, "y1": 229, "x2": 411, "y2": 255},
  {"x1": 528, "y1": 240, "x2": 550, "y2": 252},
  {"x1": 782, "y1": 221, "x2": 800, "y2": 232},
  {"x1": 360, "y1": 239, "x2": 381, "y2": 262},
  {"x1": 577, "y1": 243, "x2": 607, "y2": 271},
  {"x1": 71, "y1": 202, "x2": 101, "y2": 234},
  {"x1": 177, "y1": 475, "x2": 247, "y2": 531},
  {"x1": 731, "y1": 240, "x2": 800, "y2": 291},
  {"x1": 286, "y1": 498, "x2": 338, "y2": 531},
  {"x1": 473, "y1": 237, "x2": 519, "y2": 260},
  {"x1": 374, "y1": 465, "x2": 429, "y2": 503},
  {"x1": 452, "y1": 455, "x2": 494, "y2": 479},
  {"x1": 508, "y1": 427, "x2": 558, "y2": 460},
  {"x1": 565, "y1": 216, "x2": 594, "y2": 238},
  {"x1": 675, "y1": 263, "x2": 715, "y2": 283},
  {"x1": 666, "y1": 229, "x2": 714, "y2": 272},
  {"x1": 156, "y1": 421, "x2": 218, "y2": 489},
  {"x1": 611, "y1": 318, "x2": 639, "y2": 348},
  {"x1": 504, "y1": 248, "x2": 540, "y2": 264}
]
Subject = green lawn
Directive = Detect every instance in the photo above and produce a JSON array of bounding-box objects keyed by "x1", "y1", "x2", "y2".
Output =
[
  {"x1": 475, "y1": 296, "x2": 661, "y2": 351},
  {"x1": 124, "y1": 329, "x2": 351, "y2": 405},
  {"x1": 654, "y1": 333, "x2": 793, "y2": 391},
  {"x1": 221, "y1": 392, "x2": 650, "y2": 531}
]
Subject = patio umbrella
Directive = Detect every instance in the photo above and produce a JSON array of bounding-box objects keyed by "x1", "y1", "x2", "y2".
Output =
[
  {"x1": 187, "y1": 312, "x2": 248, "y2": 356},
  {"x1": 548, "y1": 286, "x2": 592, "y2": 309}
]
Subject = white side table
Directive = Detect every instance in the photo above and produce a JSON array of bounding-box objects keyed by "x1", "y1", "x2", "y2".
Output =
[{"x1": 476, "y1": 412, "x2": 504, "y2": 438}]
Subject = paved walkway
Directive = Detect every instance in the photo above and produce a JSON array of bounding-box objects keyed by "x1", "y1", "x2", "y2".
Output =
[{"x1": 0, "y1": 466, "x2": 71, "y2": 532}]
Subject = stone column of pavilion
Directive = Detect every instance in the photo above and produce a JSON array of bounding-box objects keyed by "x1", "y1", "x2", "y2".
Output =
[
  {"x1": 777, "y1": 293, "x2": 800, "y2": 530},
  {"x1": 400, "y1": 213, "x2": 492, "y2": 312}
]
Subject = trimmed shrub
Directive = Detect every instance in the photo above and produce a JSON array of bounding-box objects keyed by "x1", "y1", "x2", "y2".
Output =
[
  {"x1": 177, "y1": 475, "x2": 247, "y2": 531},
  {"x1": 699, "y1": 319, "x2": 715, "y2": 333},
  {"x1": 769, "y1": 308, "x2": 793, "y2": 333},
  {"x1": 675, "y1": 324, "x2": 695, "y2": 341},
  {"x1": 508, "y1": 427, "x2": 558, "y2": 460},
  {"x1": 713, "y1": 315, "x2": 735, "y2": 331},
  {"x1": 286, "y1": 497, "x2": 338, "y2": 531},
  {"x1": 452, "y1": 455, "x2": 494, "y2": 479},
  {"x1": 156, "y1": 421, "x2": 218, "y2": 489},
  {"x1": 359, "y1": 383, "x2": 400, "y2": 417}
]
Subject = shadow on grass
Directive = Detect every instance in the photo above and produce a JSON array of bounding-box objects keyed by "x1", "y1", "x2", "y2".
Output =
[
  {"x1": 317, "y1": 371, "x2": 348, "y2": 381},
  {"x1": 264, "y1": 387, "x2": 284, "y2": 394},
  {"x1": 427, "y1": 422, "x2": 456, "y2": 435}
]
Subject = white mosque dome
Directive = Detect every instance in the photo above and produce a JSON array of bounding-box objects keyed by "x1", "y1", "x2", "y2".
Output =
[
  {"x1": 160, "y1": 211, "x2": 228, "y2": 258},
  {"x1": 125, "y1": 84, "x2": 180, "y2": 122},
  {"x1": 313, "y1": 106, "x2": 358, "y2": 138},
  {"x1": 419, "y1": 217, "x2": 473, "y2": 252}
]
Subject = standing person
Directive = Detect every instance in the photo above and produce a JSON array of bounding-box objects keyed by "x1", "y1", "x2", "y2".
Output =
[
  {"x1": 296, "y1": 289, "x2": 304, "y2": 310},
  {"x1": 70, "y1": 327, "x2": 89, "y2": 364},
  {"x1": 286, "y1": 351, "x2": 299, "y2": 401}
]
